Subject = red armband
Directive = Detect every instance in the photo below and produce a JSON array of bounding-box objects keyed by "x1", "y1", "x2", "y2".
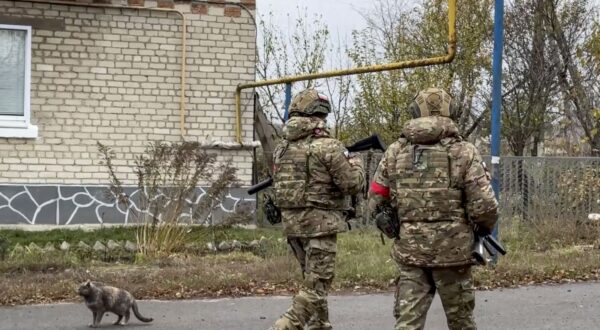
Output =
[{"x1": 370, "y1": 181, "x2": 390, "y2": 198}]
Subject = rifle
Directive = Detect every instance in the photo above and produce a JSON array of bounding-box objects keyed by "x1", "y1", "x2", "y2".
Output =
[
  {"x1": 472, "y1": 229, "x2": 507, "y2": 265},
  {"x1": 247, "y1": 134, "x2": 387, "y2": 195}
]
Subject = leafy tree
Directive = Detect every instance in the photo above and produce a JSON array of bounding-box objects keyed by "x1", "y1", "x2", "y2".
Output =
[
  {"x1": 255, "y1": 0, "x2": 600, "y2": 157},
  {"x1": 347, "y1": 0, "x2": 494, "y2": 144}
]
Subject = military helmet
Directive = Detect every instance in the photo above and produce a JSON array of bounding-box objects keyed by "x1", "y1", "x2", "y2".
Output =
[
  {"x1": 289, "y1": 89, "x2": 331, "y2": 117},
  {"x1": 409, "y1": 88, "x2": 453, "y2": 118}
]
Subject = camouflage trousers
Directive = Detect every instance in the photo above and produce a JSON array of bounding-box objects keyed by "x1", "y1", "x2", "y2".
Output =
[
  {"x1": 269, "y1": 235, "x2": 337, "y2": 330},
  {"x1": 394, "y1": 263, "x2": 476, "y2": 330}
]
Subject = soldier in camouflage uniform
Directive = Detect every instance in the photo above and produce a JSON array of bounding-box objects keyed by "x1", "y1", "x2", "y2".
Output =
[
  {"x1": 269, "y1": 89, "x2": 365, "y2": 330},
  {"x1": 368, "y1": 88, "x2": 498, "y2": 330}
]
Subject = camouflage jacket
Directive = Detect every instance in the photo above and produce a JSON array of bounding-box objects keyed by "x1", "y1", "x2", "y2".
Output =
[
  {"x1": 273, "y1": 116, "x2": 365, "y2": 238},
  {"x1": 368, "y1": 116, "x2": 498, "y2": 267}
]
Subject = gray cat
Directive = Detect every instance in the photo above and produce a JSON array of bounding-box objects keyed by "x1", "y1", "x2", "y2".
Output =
[{"x1": 77, "y1": 280, "x2": 153, "y2": 327}]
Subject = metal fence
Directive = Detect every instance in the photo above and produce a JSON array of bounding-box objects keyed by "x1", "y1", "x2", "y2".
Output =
[
  {"x1": 362, "y1": 154, "x2": 600, "y2": 223},
  {"x1": 494, "y1": 156, "x2": 600, "y2": 222}
]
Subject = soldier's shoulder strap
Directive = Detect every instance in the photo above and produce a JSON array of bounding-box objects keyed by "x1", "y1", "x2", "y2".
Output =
[{"x1": 273, "y1": 140, "x2": 290, "y2": 162}]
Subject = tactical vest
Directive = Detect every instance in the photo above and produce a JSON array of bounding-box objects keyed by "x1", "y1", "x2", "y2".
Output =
[
  {"x1": 273, "y1": 138, "x2": 345, "y2": 210},
  {"x1": 391, "y1": 141, "x2": 466, "y2": 222}
]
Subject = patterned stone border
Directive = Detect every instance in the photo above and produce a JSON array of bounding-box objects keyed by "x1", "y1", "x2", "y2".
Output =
[{"x1": 0, "y1": 185, "x2": 255, "y2": 225}]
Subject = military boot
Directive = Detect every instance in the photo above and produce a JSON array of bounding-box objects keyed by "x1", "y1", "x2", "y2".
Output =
[
  {"x1": 269, "y1": 293, "x2": 313, "y2": 330},
  {"x1": 305, "y1": 298, "x2": 332, "y2": 330},
  {"x1": 268, "y1": 317, "x2": 301, "y2": 330}
]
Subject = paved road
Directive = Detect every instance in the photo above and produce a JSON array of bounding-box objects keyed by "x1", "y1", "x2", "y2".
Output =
[{"x1": 1, "y1": 283, "x2": 599, "y2": 330}]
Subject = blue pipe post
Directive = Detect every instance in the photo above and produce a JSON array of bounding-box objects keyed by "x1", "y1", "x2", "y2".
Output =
[
  {"x1": 283, "y1": 83, "x2": 292, "y2": 121},
  {"x1": 491, "y1": 0, "x2": 505, "y2": 260}
]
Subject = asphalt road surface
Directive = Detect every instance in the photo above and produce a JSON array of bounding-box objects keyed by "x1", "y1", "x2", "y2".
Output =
[{"x1": 1, "y1": 283, "x2": 599, "y2": 330}]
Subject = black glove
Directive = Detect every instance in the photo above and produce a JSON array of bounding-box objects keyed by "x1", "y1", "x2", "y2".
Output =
[
  {"x1": 474, "y1": 224, "x2": 491, "y2": 237},
  {"x1": 374, "y1": 202, "x2": 399, "y2": 239},
  {"x1": 264, "y1": 195, "x2": 281, "y2": 225}
]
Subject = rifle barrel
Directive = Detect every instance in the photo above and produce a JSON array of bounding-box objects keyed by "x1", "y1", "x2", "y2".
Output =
[{"x1": 247, "y1": 177, "x2": 273, "y2": 195}]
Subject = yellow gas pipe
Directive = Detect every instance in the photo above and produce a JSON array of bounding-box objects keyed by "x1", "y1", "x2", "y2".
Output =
[{"x1": 234, "y1": 0, "x2": 457, "y2": 143}]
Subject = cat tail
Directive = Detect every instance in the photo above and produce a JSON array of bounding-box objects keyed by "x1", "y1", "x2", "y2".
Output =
[{"x1": 132, "y1": 300, "x2": 153, "y2": 322}]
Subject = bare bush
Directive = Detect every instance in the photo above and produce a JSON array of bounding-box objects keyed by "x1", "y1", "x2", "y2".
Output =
[{"x1": 98, "y1": 141, "x2": 238, "y2": 258}]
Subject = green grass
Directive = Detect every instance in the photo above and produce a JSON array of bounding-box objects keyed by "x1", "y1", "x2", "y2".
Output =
[
  {"x1": 195, "y1": 226, "x2": 283, "y2": 245},
  {"x1": 1, "y1": 250, "x2": 83, "y2": 273},
  {"x1": 337, "y1": 230, "x2": 396, "y2": 286},
  {"x1": 0, "y1": 226, "x2": 282, "y2": 250},
  {"x1": 0, "y1": 227, "x2": 137, "y2": 248}
]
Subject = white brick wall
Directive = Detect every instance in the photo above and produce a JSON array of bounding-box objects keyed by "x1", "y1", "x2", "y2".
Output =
[{"x1": 0, "y1": 0, "x2": 256, "y2": 185}]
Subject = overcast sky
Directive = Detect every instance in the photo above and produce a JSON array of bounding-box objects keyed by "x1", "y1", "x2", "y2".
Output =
[
  {"x1": 256, "y1": 0, "x2": 600, "y2": 42},
  {"x1": 256, "y1": 0, "x2": 370, "y2": 43}
]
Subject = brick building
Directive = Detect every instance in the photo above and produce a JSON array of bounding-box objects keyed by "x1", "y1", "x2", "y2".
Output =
[{"x1": 0, "y1": 0, "x2": 257, "y2": 225}]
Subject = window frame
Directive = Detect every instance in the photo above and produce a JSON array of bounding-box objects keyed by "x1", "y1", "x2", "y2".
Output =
[{"x1": 0, "y1": 24, "x2": 37, "y2": 138}]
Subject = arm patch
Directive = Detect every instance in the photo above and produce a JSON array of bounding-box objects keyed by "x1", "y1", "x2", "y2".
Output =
[{"x1": 370, "y1": 181, "x2": 390, "y2": 198}]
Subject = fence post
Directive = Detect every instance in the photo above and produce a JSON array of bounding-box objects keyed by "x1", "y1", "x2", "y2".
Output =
[{"x1": 491, "y1": 0, "x2": 505, "y2": 263}]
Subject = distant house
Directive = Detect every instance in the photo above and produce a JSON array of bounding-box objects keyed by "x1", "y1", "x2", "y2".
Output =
[{"x1": 0, "y1": 0, "x2": 257, "y2": 225}]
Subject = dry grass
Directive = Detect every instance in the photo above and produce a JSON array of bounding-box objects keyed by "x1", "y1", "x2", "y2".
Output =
[
  {"x1": 135, "y1": 222, "x2": 191, "y2": 258},
  {"x1": 336, "y1": 230, "x2": 396, "y2": 288},
  {"x1": 474, "y1": 217, "x2": 600, "y2": 288},
  {"x1": 1, "y1": 219, "x2": 600, "y2": 306},
  {"x1": 0, "y1": 252, "x2": 299, "y2": 306}
]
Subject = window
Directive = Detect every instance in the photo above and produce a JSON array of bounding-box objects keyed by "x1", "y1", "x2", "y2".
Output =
[{"x1": 0, "y1": 24, "x2": 37, "y2": 138}]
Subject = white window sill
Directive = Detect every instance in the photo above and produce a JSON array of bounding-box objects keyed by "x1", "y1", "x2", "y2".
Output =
[{"x1": 0, "y1": 125, "x2": 38, "y2": 138}]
